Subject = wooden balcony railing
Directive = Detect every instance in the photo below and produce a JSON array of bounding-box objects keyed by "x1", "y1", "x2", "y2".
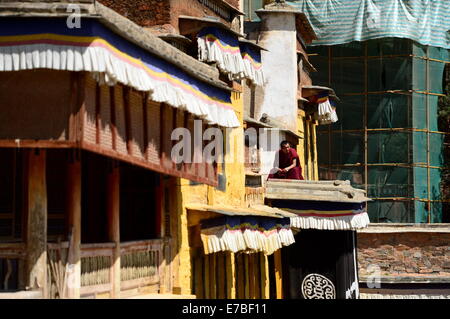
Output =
[
  {"x1": 119, "y1": 239, "x2": 163, "y2": 291},
  {"x1": 80, "y1": 242, "x2": 115, "y2": 296},
  {"x1": 0, "y1": 243, "x2": 26, "y2": 291},
  {"x1": 46, "y1": 238, "x2": 167, "y2": 298}
]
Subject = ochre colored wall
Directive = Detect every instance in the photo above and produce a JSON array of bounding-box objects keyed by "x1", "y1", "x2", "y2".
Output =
[
  {"x1": 297, "y1": 109, "x2": 319, "y2": 181},
  {"x1": 174, "y1": 86, "x2": 245, "y2": 294}
]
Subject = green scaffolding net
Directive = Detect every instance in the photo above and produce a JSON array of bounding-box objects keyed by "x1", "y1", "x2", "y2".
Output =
[{"x1": 312, "y1": 38, "x2": 449, "y2": 223}]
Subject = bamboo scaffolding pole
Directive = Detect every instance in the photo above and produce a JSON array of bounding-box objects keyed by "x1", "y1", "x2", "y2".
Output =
[
  {"x1": 319, "y1": 163, "x2": 443, "y2": 169},
  {"x1": 340, "y1": 90, "x2": 446, "y2": 97},
  {"x1": 328, "y1": 46, "x2": 332, "y2": 178},
  {"x1": 426, "y1": 46, "x2": 431, "y2": 223},
  {"x1": 369, "y1": 197, "x2": 450, "y2": 202},
  {"x1": 364, "y1": 42, "x2": 368, "y2": 195},
  {"x1": 317, "y1": 128, "x2": 449, "y2": 134},
  {"x1": 327, "y1": 54, "x2": 450, "y2": 64}
]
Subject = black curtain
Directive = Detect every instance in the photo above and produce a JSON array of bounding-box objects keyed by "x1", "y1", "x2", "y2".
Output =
[{"x1": 286, "y1": 229, "x2": 358, "y2": 299}]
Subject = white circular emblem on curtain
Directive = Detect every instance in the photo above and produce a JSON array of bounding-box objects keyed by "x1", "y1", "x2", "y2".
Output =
[{"x1": 301, "y1": 273, "x2": 336, "y2": 299}]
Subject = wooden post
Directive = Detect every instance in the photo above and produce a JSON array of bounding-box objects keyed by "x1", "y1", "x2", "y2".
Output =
[
  {"x1": 274, "y1": 250, "x2": 283, "y2": 299},
  {"x1": 225, "y1": 252, "x2": 236, "y2": 298},
  {"x1": 244, "y1": 254, "x2": 249, "y2": 299},
  {"x1": 248, "y1": 254, "x2": 255, "y2": 299},
  {"x1": 254, "y1": 254, "x2": 261, "y2": 299},
  {"x1": 26, "y1": 149, "x2": 47, "y2": 296},
  {"x1": 66, "y1": 154, "x2": 81, "y2": 298},
  {"x1": 194, "y1": 250, "x2": 204, "y2": 298},
  {"x1": 204, "y1": 254, "x2": 210, "y2": 298},
  {"x1": 261, "y1": 254, "x2": 270, "y2": 299},
  {"x1": 217, "y1": 253, "x2": 225, "y2": 299},
  {"x1": 236, "y1": 254, "x2": 244, "y2": 298},
  {"x1": 163, "y1": 236, "x2": 172, "y2": 293},
  {"x1": 209, "y1": 254, "x2": 217, "y2": 299},
  {"x1": 107, "y1": 165, "x2": 120, "y2": 298}
]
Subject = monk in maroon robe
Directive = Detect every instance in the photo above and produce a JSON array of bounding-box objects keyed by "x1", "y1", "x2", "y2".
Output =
[{"x1": 269, "y1": 141, "x2": 304, "y2": 180}]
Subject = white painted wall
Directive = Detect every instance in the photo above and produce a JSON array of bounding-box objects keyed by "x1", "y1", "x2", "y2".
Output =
[
  {"x1": 259, "y1": 129, "x2": 287, "y2": 181},
  {"x1": 256, "y1": 12, "x2": 298, "y2": 133},
  {"x1": 254, "y1": 10, "x2": 298, "y2": 182}
]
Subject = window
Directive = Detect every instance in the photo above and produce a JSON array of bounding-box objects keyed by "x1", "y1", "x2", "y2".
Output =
[{"x1": 244, "y1": 0, "x2": 264, "y2": 21}]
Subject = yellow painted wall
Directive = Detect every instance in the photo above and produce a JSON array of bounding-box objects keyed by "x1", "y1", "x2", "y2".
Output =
[
  {"x1": 296, "y1": 109, "x2": 319, "y2": 181},
  {"x1": 174, "y1": 87, "x2": 246, "y2": 294},
  {"x1": 174, "y1": 89, "x2": 319, "y2": 295}
]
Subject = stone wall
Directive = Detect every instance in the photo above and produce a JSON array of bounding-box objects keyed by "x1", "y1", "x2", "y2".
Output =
[
  {"x1": 98, "y1": 0, "x2": 171, "y2": 27},
  {"x1": 98, "y1": 0, "x2": 239, "y2": 31},
  {"x1": 357, "y1": 227, "x2": 450, "y2": 278}
]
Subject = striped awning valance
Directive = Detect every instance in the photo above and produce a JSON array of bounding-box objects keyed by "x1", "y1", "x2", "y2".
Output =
[
  {"x1": 0, "y1": 18, "x2": 240, "y2": 128},
  {"x1": 272, "y1": 200, "x2": 370, "y2": 231},
  {"x1": 197, "y1": 27, "x2": 265, "y2": 86},
  {"x1": 239, "y1": 40, "x2": 265, "y2": 86},
  {"x1": 200, "y1": 215, "x2": 295, "y2": 256},
  {"x1": 198, "y1": 26, "x2": 246, "y2": 81}
]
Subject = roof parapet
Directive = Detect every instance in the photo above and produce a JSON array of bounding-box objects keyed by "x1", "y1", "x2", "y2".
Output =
[
  {"x1": 255, "y1": 1, "x2": 317, "y2": 42},
  {"x1": 0, "y1": 0, "x2": 231, "y2": 91},
  {"x1": 265, "y1": 179, "x2": 371, "y2": 203}
]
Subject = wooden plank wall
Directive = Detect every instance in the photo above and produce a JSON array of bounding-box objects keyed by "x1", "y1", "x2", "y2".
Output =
[
  {"x1": 0, "y1": 70, "x2": 219, "y2": 185},
  {"x1": 192, "y1": 251, "x2": 269, "y2": 299},
  {"x1": 82, "y1": 75, "x2": 218, "y2": 186}
]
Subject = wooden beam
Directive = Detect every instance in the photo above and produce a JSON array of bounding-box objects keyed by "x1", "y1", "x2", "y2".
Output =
[
  {"x1": 225, "y1": 252, "x2": 236, "y2": 299},
  {"x1": 123, "y1": 88, "x2": 133, "y2": 156},
  {"x1": 204, "y1": 254, "x2": 210, "y2": 299},
  {"x1": 66, "y1": 153, "x2": 81, "y2": 298},
  {"x1": 209, "y1": 253, "x2": 217, "y2": 299},
  {"x1": 0, "y1": 141, "x2": 76, "y2": 148},
  {"x1": 95, "y1": 83, "x2": 101, "y2": 145},
  {"x1": 248, "y1": 254, "x2": 255, "y2": 299},
  {"x1": 217, "y1": 253, "x2": 225, "y2": 299},
  {"x1": 143, "y1": 93, "x2": 149, "y2": 161},
  {"x1": 236, "y1": 253, "x2": 244, "y2": 298},
  {"x1": 274, "y1": 250, "x2": 283, "y2": 299},
  {"x1": 25, "y1": 149, "x2": 47, "y2": 296},
  {"x1": 244, "y1": 254, "x2": 249, "y2": 299},
  {"x1": 254, "y1": 254, "x2": 261, "y2": 299},
  {"x1": 155, "y1": 175, "x2": 163, "y2": 240},
  {"x1": 194, "y1": 251, "x2": 204, "y2": 298},
  {"x1": 107, "y1": 164, "x2": 121, "y2": 298},
  {"x1": 261, "y1": 253, "x2": 269, "y2": 299},
  {"x1": 109, "y1": 87, "x2": 117, "y2": 151}
]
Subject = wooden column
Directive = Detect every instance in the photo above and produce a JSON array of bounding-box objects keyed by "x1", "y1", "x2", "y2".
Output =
[
  {"x1": 248, "y1": 254, "x2": 255, "y2": 299},
  {"x1": 209, "y1": 254, "x2": 217, "y2": 299},
  {"x1": 225, "y1": 252, "x2": 236, "y2": 299},
  {"x1": 204, "y1": 254, "x2": 210, "y2": 298},
  {"x1": 273, "y1": 250, "x2": 283, "y2": 299},
  {"x1": 194, "y1": 250, "x2": 204, "y2": 298},
  {"x1": 107, "y1": 165, "x2": 120, "y2": 298},
  {"x1": 26, "y1": 149, "x2": 47, "y2": 295},
  {"x1": 217, "y1": 253, "x2": 225, "y2": 299},
  {"x1": 254, "y1": 254, "x2": 261, "y2": 299},
  {"x1": 236, "y1": 254, "x2": 244, "y2": 298},
  {"x1": 261, "y1": 254, "x2": 270, "y2": 299},
  {"x1": 244, "y1": 254, "x2": 249, "y2": 299},
  {"x1": 66, "y1": 155, "x2": 81, "y2": 298}
]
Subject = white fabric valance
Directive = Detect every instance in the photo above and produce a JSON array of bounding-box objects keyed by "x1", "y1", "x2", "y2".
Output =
[
  {"x1": 200, "y1": 216, "x2": 295, "y2": 255},
  {"x1": 0, "y1": 25, "x2": 240, "y2": 128},
  {"x1": 316, "y1": 99, "x2": 338, "y2": 125},
  {"x1": 290, "y1": 212, "x2": 370, "y2": 231},
  {"x1": 197, "y1": 27, "x2": 246, "y2": 82}
]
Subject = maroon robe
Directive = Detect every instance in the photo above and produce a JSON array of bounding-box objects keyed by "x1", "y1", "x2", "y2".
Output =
[{"x1": 269, "y1": 148, "x2": 304, "y2": 180}]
